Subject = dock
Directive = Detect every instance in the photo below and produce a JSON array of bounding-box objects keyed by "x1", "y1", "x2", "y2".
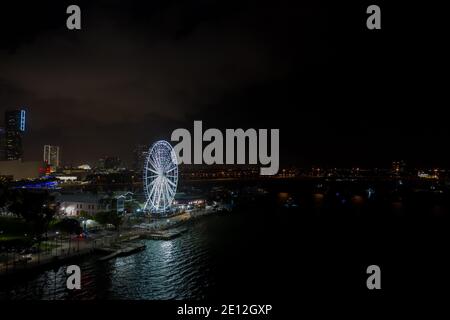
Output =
[
  {"x1": 97, "y1": 242, "x2": 146, "y2": 261},
  {"x1": 141, "y1": 228, "x2": 188, "y2": 240}
]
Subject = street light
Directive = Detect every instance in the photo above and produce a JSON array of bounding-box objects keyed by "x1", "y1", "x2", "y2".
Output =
[{"x1": 55, "y1": 231, "x2": 59, "y2": 256}]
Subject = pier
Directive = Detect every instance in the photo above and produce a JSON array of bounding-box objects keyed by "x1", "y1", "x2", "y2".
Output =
[
  {"x1": 97, "y1": 242, "x2": 146, "y2": 261},
  {"x1": 141, "y1": 228, "x2": 188, "y2": 240}
]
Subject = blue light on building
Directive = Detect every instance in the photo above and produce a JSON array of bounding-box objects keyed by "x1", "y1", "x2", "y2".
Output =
[
  {"x1": 12, "y1": 179, "x2": 59, "y2": 190},
  {"x1": 20, "y1": 109, "x2": 26, "y2": 132}
]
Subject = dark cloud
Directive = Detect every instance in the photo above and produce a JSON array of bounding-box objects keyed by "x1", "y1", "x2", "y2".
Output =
[
  {"x1": 0, "y1": 1, "x2": 320, "y2": 164},
  {"x1": 0, "y1": 1, "x2": 448, "y2": 167}
]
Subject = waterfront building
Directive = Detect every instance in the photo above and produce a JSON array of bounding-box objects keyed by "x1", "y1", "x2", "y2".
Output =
[{"x1": 55, "y1": 192, "x2": 127, "y2": 216}]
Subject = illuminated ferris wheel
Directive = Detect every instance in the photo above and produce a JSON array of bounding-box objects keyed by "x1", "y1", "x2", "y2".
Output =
[{"x1": 143, "y1": 140, "x2": 178, "y2": 213}]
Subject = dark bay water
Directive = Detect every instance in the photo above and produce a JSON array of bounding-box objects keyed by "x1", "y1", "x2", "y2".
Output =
[
  {"x1": 0, "y1": 216, "x2": 224, "y2": 300},
  {"x1": 2, "y1": 179, "x2": 450, "y2": 300}
]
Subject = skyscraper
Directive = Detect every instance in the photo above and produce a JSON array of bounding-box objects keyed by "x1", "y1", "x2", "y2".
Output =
[
  {"x1": 5, "y1": 109, "x2": 26, "y2": 160},
  {"x1": 43, "y1": 145, "x2": 60, "y2": 169},
  {"x1": 133, "y1": 144, "x2": 149, "y2": 172},
  {"x1": 392, "y1": 160, "x2": 406, "y2": 175}
]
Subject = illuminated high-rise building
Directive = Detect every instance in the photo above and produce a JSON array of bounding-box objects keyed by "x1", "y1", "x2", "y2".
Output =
[
  {"x1": 5, "y1": 109, "x2": 26, "y2": 160},
  {"x1": 43, "y1": 145, "x2": 60, "y2": 169},
  {"x1": 392, "y1": 160, "x2": 406, "y2": 175}
]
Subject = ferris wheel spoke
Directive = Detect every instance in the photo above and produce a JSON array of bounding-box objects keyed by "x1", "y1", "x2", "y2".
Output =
[
  {"x1": 151, "y1": 156, "x2": 159, "y2": 171},
  {"x1": 154, "y1": 151, "x2": 162, "y2": 169},
  {"x1": 148, "y1": 177, "x2": 158, "y2": 187},
  {"x1": 156, "y1": 179, "x2": 163, "y2": 209},
  {"x1": 148, "y1": 157, "x2": 159, "y2": 171},
  {"x1": 152, "y1": 149, "x2": 162, "y2": 166},
  {"x1": 168, "y1": 183, "x2": 176, "y2": 195},
  {"x1": 146, "y1": 167, "x2": 159, "y2": 175},
  {"x1": 148, "y1": 187, "x2": 156, "y2": 204},
  {"x1": 166, "y1": 178, "x2": 177, "y2": 188},
  {"x1": 159, "y1": 186, "x2": 164, "y2": 209},
  {"x1": 154, "y1": 155, "x2": 162, "y2": 170},
  {"x1": 148, "y1": 178, "x2": 159, "y2": 198},
  {"x1": 164, "y1": 181, "x2": 176, "y2": 199},
  {"x1": 166, "y1": 174, "x2": 177, "y2": 181},
  {"x1": 168, "y1": 179, "x2": 177, "y2": 188},
  {"x1": 166, "y1": 169, "x2": 177, "y2": 175},
  {"x1": 147, "y1": 159, "x2": 158, "y2": 174},
  {"x1": 165, "y1": 165, "x2": 177, "y2": 173},
  {"x1": 164, "y1": 180, "x2": 173, "y2": 206},
  {"x1": 162, "y1": 182, "x2": 168, "y2": 209},
  {"x1": 162, "y1": 179, "x2": 168, "y2": 196},
  {"x1": 152, "y1": 187, "x2": 159, "y2": 209},
  {"x1": 144, "y1": 197, "x2": 150, "y2": 210}
]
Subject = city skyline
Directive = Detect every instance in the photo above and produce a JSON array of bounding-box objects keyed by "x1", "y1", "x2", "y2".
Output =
[{"x1": 0, "y1": 105, "x2": 447, "y2": 170}]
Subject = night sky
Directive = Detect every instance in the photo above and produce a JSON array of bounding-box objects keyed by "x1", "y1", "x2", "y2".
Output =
[{"x1": 0, "y1": 1, "x2": 448, "y2": 168}]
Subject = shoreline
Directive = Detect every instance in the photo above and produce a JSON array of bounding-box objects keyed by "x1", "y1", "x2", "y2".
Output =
[{"x1": 0, "y1": 207, "x2": 223, "y2": 278}]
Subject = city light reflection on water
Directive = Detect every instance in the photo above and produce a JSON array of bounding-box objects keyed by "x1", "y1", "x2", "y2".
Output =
[
  {"x1": 160, "y1": 240, "x2": 174, "y2": 260},
  {"x1": 0, "y1": 219, "x2": 216, "y2": 300}
]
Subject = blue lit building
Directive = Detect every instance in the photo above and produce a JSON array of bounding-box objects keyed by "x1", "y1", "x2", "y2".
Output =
[{"x1": 5, "y1": 109, "x2": 26, "y2": 160}]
